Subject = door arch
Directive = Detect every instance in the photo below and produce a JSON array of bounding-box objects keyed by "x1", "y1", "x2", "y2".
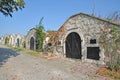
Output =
[
  {"x1": 30, "y1": 37, "x2": 34, "y2": 50},
  {"x1": 65, "y1": 32, "x2": 82, "y2": 59}
]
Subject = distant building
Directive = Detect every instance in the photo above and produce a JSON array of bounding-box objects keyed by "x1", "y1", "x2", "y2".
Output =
[
  {"x1": 1, "y1": 34, "x2": 25, "y2": 48},
  {"x1": 9, "y1": 34, "x2": 16, "y2": 47},
  {"x1": 0, "y1": 36, "x2": 5, "y2": 45},
  {"x1": 14, "y1": 34, "x2": 25, "y2": 48},
  {"x1": 25, "y1": 28, "x2": 37, "y2": 50}
]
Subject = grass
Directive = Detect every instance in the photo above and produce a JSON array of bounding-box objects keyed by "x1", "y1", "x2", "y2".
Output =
[
  {"x1": 14, "y1": 47, "x2": 25, "y2": 51},
  {"x1": 6, "y1": 45, "x2": 41, "y2": 57},
  {"x1": 97, "y1": 67, "x2": 120, "y2": 80},
  {"x1": 11, "y1": 46, "x2": 57, "y2": 59},
  {"x1": 25, "y1": 50, "x2": 41, "y2": 56}
]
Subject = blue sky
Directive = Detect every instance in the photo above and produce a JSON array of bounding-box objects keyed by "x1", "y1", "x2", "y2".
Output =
[{"x1": 0, "y1": 0, "x2": 120, "y2": 37}]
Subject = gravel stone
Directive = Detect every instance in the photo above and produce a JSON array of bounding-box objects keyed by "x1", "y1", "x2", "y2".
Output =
[{"x1": 0, "y1": 45, "x2": 112, "y2": 80}]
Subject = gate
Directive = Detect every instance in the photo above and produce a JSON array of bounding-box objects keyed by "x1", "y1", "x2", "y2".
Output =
[
  {"x1": 30, "y1": 37, "x2": 34, "y2": 50},
  {"x1": 17, "y1": 38, "x2": 20, "y2": 47},
  {"x1": 66, "y1": 32, "x2": 82, "y2": 59}
]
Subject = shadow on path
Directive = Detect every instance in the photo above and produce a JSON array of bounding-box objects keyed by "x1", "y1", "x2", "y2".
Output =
[{"x1": 0, "y1": 47, "x2": 20, "y2": 67}]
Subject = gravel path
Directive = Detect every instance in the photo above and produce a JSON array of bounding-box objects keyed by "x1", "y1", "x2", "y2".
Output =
[{"x1": 0, "y1": 45, "x2": 112, "y2": 80}]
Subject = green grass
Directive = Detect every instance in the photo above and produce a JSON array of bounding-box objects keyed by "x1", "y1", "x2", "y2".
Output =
[
  {"x1": 14, "y1": 47, "x2": 41, "y2": 56},
  {"x1": 4, "y1": 45, "x2": 42, "y2": 57},
  {"x1": 25, "y1": 50, "x2": 40, "y2": 56},
  {"x1": 7, "y1": 45, "x2": 41, "y2": 56},
  {"x1": 98, "y1": 67, "x2": 120, "y2": 80},
  {"x1": 107, "y1": 71, "x2": 120, "y2": 79},
  {"x1": 14, "y1": 47, "x2": 25, "y2": 51}
]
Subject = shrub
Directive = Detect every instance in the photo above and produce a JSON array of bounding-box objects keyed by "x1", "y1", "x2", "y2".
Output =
[{"x1": 100, "y1": 25, "x2": 120, "y2": 71}]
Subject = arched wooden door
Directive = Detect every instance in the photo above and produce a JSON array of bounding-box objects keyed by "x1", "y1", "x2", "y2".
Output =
[
  {"x1": 30, "y1": 37, "x2": 34, "y2": 50},
  {"x1": 66, "y1": 32, "x2": 82, "y2": 59},
  {"x1": 17, "y1": 38, "x2": 20, "y2": 47}
]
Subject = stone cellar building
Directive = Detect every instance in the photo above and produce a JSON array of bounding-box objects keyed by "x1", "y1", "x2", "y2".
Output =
[
  {"x1": 50, "y1": 13, "x2": 120, "y2": 64},
  {"x1": 25, "y1": 28, "x2": 37, "y2": 50},
  {"x1": 14, "y1": 34, "x2": 25, "y2": 48},
  {"x1": 0, "y1": 34, "x2": 25, "y2": 48}
]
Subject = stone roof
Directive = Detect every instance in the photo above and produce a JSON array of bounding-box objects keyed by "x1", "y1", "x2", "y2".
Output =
[
  {"x1": 70, "y1": 12, "x2": 120, "y2": 26},
  {"x1": 29, "y1": 28, "x2": 36, "y2": 31},
  {"x1": 26, "y1": 28, "x2": 36, "y2": 37},
  {"x1": 57, "y1": 12, "x2": 120, "y2": 34}
]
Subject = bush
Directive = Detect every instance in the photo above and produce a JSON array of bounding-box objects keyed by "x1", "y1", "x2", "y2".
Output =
[
  {"x1": 100, "y1": 25, "x2": 120, "y2": 72},
  {"x1": 109, "y1": 54, "x2": 120, "y2": 72}
]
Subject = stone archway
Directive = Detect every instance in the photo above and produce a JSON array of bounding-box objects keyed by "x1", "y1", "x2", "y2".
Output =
[
  {"x1": 65, "y1": 32, "x2": 82, "y2": 59},
  {"x1": 30, "y1": 37, "x2": 34, "y2": 50}
]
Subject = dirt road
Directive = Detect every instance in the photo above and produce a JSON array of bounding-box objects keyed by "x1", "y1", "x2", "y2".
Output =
[{"x1": 0, "y1": 45, "x2": 111, "y2": 80}]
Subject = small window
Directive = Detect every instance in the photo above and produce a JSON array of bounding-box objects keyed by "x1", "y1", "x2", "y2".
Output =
[{"x1": 90, "y1": 39, "x2": 96, "y2": 44}]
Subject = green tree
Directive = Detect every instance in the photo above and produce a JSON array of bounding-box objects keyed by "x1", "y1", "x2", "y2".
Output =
[
  {"x1": 0, "y1": 0, "x2": 25, "y2": 17},
  {"x1": 36, "y1": 17, "x2": 45, "y2": 51}
]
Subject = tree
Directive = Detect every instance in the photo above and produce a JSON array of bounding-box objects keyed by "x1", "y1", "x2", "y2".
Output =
[
  {"x1": 36, "y1": 17, "x2": 45, "y2": 51},
  {"x1": 0, "y1": 0, "x2": 25, "y2": 17}
]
